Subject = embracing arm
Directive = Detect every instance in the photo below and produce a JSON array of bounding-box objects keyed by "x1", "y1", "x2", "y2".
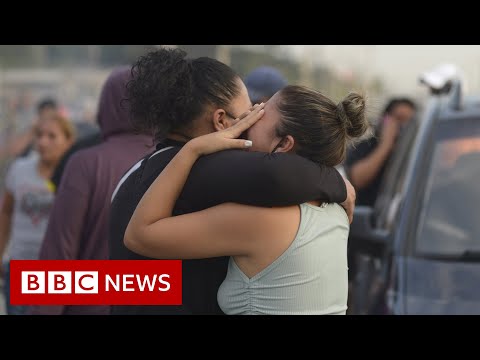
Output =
[
  {"x1": 125, "y1": 144, "x2": 262, "y2": 259},
  {"x1": 125, "y1": 106, "x2": 267, "y2": 258},
  {"x1": 180, "y1": 142, "x2": 355, "y2": 223},
  {"x1": 126, "y1": 201, "x2": 260, "y2": 259},
  {"x1": 183, "y1": 150, "x2": 347, "y2": 207}
]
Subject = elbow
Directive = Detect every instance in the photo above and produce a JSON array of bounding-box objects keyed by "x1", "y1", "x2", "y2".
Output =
[
  {"x1": 123, "y1": 223, "x2": 163, "y2": 259},
  {"x1": 349, "y1": 173, "x2": 361, "y2": 189},
  {"x1": 123, "y1": 223, "x2": 144, "y2": 254},
  {"x1": 349, "y1": 166, "x2": 367, "y2": 190}
]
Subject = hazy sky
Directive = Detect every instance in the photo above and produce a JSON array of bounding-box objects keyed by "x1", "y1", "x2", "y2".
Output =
[{"x1": 280, "y1": 45, "x2": 480, "y2": 97}]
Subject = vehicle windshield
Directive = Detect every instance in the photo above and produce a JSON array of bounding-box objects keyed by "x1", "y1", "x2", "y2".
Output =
[{"x1": 415, "y1": 117, "x2": 480, "y2": 258}]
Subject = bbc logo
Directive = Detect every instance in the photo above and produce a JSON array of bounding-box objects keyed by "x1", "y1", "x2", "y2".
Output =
[
  {"x1": 10, "y1": 260, "x2": 182, "y2": 305},
  {"x1": 21, "y1": 271, "x2": 99, "y2": 294}
]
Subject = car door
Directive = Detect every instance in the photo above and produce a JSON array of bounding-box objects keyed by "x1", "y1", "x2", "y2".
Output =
[
  {"x1": 395, "y1": 114, "x2": 480, "y2": 314},
  {"x1": 352, "y1": 116, "x2": 420, "y2": 314}
]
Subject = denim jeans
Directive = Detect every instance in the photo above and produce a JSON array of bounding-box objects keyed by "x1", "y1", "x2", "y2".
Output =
[{"x1": 2, "y1": 262, "x2": 28, "y2": 315}]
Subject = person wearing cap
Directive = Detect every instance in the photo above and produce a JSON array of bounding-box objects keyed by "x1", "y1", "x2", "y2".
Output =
[{"x1": 244, "y1": 66, "x2": 288, "y2": 104}]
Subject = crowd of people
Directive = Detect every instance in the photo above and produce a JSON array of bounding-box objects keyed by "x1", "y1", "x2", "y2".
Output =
[{"x1": 0, "y1": 47, "x2": 416, "y2": 315}]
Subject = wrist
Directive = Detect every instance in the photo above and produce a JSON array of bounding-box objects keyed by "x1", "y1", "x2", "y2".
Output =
[{"x1": 183, "y1": 139, "x2": 203, "y2": 158}]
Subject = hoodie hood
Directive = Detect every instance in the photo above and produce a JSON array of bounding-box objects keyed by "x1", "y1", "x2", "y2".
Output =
[{"x1": 97, "y1": 66, "x2": 135, "y2": 139}]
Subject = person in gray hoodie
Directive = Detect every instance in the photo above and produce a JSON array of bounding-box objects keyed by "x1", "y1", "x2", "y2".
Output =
[{"x1": 28, "y1": 66, "x2": 154, "y2": 315}]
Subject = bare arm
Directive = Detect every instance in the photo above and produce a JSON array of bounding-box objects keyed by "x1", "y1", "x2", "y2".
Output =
[
  {"x1": 126, "y1": 201, "x2": 264, "y2": 259},
  {"x1": 350, "y1": 143, "x2": 392, "y2": 189},
  {"x1": 350, "y1": 116, "x2": 399, "y2": 189},
  {"x1": 0, "y1": 191, "x2": 14, "y2": 277},
  {"x1": 125, "y1": 105, "x2": 266, "y2": 258}
]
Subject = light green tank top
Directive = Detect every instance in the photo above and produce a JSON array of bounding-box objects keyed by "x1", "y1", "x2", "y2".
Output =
[{"x1": 217, "y1": 202, "x2": 349, "y2": 315}]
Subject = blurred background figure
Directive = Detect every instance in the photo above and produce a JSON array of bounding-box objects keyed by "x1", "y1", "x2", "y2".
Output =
[
  {"x1": 344, "y1": 98, "x2": 417, "y2": 207},
  {"x1": 28, "y1": 66, "x2": 154, "y2": 316},
  {"x1": 10, "y1": 97, "x2": 59, "y2": 159},
  {"x1": 69, "y1": 98, "x2": 100, "y2": 141},
  {"x1": 49, "y1": 127, "x2": 102, "y2": 191},
  {"x1": 49, "y1": 98, "x2": 101, "y2": 191},
  {"x1": 8, "y1": 88, "x2": 35, "y2": 157},
  {"x1": 244, "y1": 66, "x2": 288, "y2": 104},
  {"x1": 48, "y1": 95, "x2": 101, "y2": 191},
  {"x1": 0, "y1": 113, "x2": 75, "y2": 315},
  {"x1": 343, "y1": 97, "x2": 416, "y2": 313}
]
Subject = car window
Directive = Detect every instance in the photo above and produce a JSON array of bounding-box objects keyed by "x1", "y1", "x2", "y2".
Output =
[
  {"x1": 374, "y1": 117, "x2": 419, "y2": 230},
  {"x1": 415, "y1": 118, "x2": 480, "y2": 257}
]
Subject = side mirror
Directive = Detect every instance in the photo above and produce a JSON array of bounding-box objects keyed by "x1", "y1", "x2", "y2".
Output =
[
  {"x1": 350, "y1": 206, "x2": 390, "y2": 256},
  {"x1": 419, "y1": 63, "x2": 458, "y2": 94}
]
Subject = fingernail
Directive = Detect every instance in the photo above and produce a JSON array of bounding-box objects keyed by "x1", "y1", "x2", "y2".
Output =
[{"x1": 244, "y1": 140, "x2": 253, "y2": 148}]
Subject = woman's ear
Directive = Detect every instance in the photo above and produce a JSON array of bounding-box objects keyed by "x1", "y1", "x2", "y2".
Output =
[
  {"x1": 275, "y1": 135, "x2": 295, "y2": 153},
  {"x1": 212, "y1": 109, "x2": 231, "y2": 131}
]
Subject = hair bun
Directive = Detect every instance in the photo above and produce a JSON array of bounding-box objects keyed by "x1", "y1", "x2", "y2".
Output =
[{"x1": 336, "y1": 92, "x2": 369, "y2": 139}]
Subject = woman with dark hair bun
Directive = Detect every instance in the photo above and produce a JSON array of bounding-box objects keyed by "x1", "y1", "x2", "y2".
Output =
[{"x1": 110, "y1": 47, "x2": 356, "y2": 315}]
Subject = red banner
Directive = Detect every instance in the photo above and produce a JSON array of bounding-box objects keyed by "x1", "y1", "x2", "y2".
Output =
[{"x1": 9, "y1": 260, "x2": 182, "y2": 305}]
